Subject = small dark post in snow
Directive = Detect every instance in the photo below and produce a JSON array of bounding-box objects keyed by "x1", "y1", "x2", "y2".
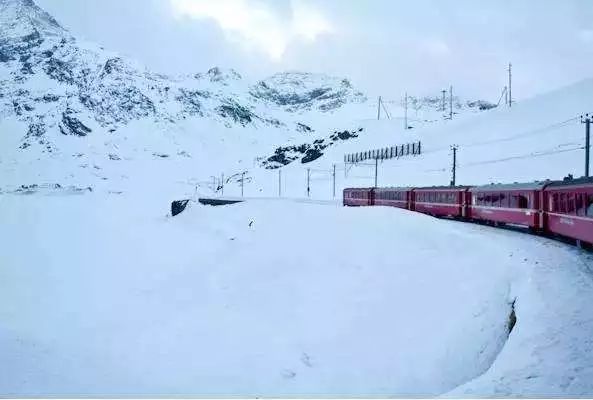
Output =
[
  {"x1": 451, "y1": 145, "x2": 458, "y2": 186},
  {"x1": 374, "y1": 157, "x2": 378, "y2": 188},
  {"x1": 221, "y1": 173, "x2": 224, "y2": 196},
  {"x1": 441, "y1": 89, "x2": 446, "y2": 112},
  {"x1": 171, "y1": 199, "x2": 190, "y2": 217},
  {"x1": 582, "y1": 114, "x2": 591, "y2": 178},
  {"x1": 306, "y1": 168, "x2": 311, "y2": 198}
]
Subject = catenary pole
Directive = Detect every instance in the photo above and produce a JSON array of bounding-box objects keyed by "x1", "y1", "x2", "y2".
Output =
[
  {"x1": 508, "y1": 62, "x2": 513, "y2": 108},
  {"x1": 332, "y1": 164, "x2": 336, "y2": 198},
  {"x1": 451, "y1": 145, "x2": 458, "y2": 186},
  {"x1": 583, "y1": 114, "x2": 591, "y2": 178},
  {"x1": 374, "y1": 157, "x2": 378, "y2": 188}
]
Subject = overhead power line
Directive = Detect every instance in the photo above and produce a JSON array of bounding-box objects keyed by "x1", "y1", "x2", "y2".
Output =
[{"x1": 460, "y1": 146, "x2": 585, "y2": 168}]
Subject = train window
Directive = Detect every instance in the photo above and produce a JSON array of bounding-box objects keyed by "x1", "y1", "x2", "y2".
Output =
[
  {"x1": 498, "y1": 193, "x2": 505, "y2": 207},
  {"x1": 494, "y1": 194, "x2": 501, "y2": 207},
  {"x1": 550, "y1": 193, "x2": 560, "y2": 212},
  {"x1": 587, "y1": 194, "x2": 593, "y2": 217},
  {"x1": 576, "y1": 194, "x2": 585, "y2": 216},
  {"x1": 512, "y1": 194, "x2": 528, "y2": 209},
  {"x1": 559, "y1": 193, "x2": 567, "y2": 213},
  {"x1": 567, "y1": 193, "x2": 576, "y2": 214},
  {"x1": 510, "y1": 194, "x2": 517, "y2": 208}
]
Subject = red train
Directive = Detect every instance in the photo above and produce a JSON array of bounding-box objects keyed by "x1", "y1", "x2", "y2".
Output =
[{"x1": 344, "y1": 177, "x2": 593, "y2": 246}]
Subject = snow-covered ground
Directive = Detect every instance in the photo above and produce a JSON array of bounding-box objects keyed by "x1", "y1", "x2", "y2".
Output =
[{"x1": 1, "y1": 193, "x2": 592, "y2": 397}]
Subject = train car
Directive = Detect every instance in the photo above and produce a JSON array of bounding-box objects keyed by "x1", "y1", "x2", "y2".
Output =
[
  {"x1": 543, "y1": 177, "x2": 593, "y2": 245},
  {"x1": 412, "y1": 186, "x2": 471, "y2": 218},
  {"x1": 373, "y1": 187, "x2": 413, "y2": 210},
  {"x1": 343, "y1": 187, "x2": 375, "y2": 207},
  {"x1": 469, "y1": 182, "x2": 548, "y2": 229}
]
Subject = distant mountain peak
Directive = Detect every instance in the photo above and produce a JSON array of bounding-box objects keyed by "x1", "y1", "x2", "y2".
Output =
[
  {"x1": 0, "y1": 0, "x2": 65, "y2": 42},
  {"x1": 250, "y1": 71, "x2": 366, "y2": 112}
]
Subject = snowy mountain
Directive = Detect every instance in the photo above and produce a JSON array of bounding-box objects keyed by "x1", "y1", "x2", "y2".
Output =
[
  {"x1": 0, "y1": 0, "x2": 366, "y2": 154},
  {"x1": 0, "y1": 0, "x2": 505, "y2": 196}
]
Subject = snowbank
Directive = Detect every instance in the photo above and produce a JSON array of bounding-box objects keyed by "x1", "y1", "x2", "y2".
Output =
[{"x1": 1, "y1": 193, "x2": 591, "y2": 396}]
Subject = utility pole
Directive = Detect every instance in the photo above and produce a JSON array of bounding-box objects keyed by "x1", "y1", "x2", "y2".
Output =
[
  {"x1": 307, "y1": 168, "x2": 311, "y2": 198},
  {"x1": 583, "y1": 114, "x2": 591, "y2": 178},
  {"x1": 377, "y1": 96, "x2": 382, "y2": 120},
  {"x1": 508, "y1": 62, "x2": 513, "y2": 108},
  {"x1": 404, "y1": 92, "x2": 408, "y2": 130},
  {"x1": 451, "y1": 145, "x2": 458, "y2": 186},
  {"x1": 332, "y1": 164, "x2": 336, "y2": 198},
  {"x1": 441, "y1": 89, "x2": 446, "y2": 112},
  {"x1": 449, "y1": 85, "x2": 453, "y2": 120},
  {"x1": 278, "y1": 169, "x2": 282, "y2": 197},
  {"x1": 374, "y1": 157, "x2": 378, "y2": 188},
  {"x1": 240, "y1": 172, "x2": 245, "y2": 197}
]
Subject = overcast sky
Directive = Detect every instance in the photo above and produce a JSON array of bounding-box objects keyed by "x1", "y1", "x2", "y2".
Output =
[{"x1": 36, "y1": 0, "x2": 593, "y2": 102}]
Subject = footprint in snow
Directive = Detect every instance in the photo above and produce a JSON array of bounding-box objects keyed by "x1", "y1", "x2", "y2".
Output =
[
  {"x1": 281, "y1": 369, "x2": 296, "y2": 379},
  {"x1": 300, "y1": 352, "x2": 313, "y2": 367}
]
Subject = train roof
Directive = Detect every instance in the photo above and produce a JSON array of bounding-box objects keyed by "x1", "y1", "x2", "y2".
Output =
[
  {"x1": 545, "y1": 176, "x2": 593, "y2": 189},
  {"x1": 374, "y1": 186, "x2": 414, "y2": 191},
  {"x1": 413, "y1": 185, "x2": 472, "y2": 191},
  {"x1": 470, "y1": 181, "x2": 550, "y2": 192}
]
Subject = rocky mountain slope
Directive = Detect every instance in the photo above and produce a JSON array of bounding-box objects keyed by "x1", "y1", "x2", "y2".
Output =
[{"x1": 0, "y1": 0, "x2": 367, "y2": 155}]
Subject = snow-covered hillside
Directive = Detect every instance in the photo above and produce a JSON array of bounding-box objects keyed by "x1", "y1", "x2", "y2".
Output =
[{"x1": 229, "y1": 78, "x2": 593, "y2": 201}]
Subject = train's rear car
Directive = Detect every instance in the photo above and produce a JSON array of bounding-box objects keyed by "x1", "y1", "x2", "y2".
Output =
[
  {"x1": 373, "y1": 187, "x2": 413, "y2": 210},
  {"x1": 543, "y1": 177, "x2": 593, "y2": 245},
  {"x1": 343, "y1": 187, "x2": 375, "y2": 207},
  {"x1": 468, "y1": 182, "x2": 547, "y2": 229},
  {"x1": 412, "y1": 186, "x2": 471, "y2": 218}
]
